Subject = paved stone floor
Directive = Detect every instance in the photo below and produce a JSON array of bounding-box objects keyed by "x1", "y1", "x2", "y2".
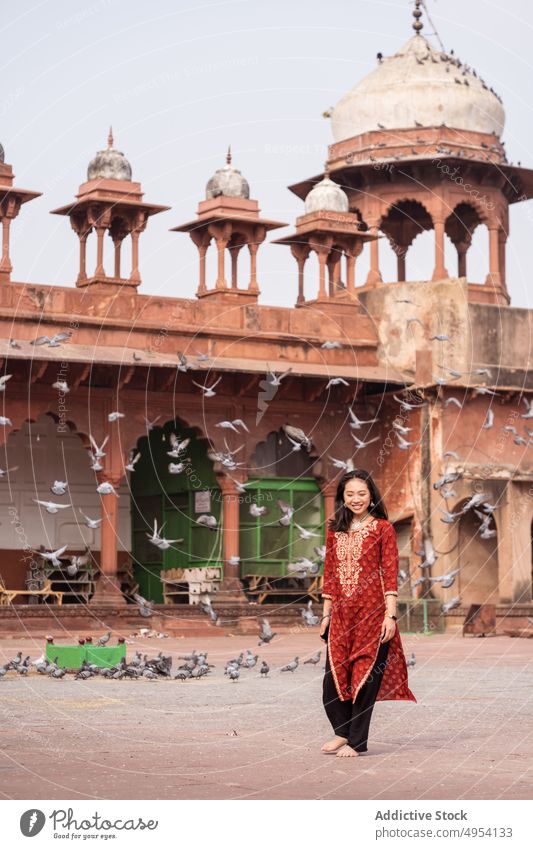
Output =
[{"x1": 0, "y1": 631, "x2": 532, "y2": 800}]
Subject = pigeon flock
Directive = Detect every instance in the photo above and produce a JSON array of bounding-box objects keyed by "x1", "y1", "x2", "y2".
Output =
[{"x1": 0, "y1": 619, "x2": 328, "y2": 683}]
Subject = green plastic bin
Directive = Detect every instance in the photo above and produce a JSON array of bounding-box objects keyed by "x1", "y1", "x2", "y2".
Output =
[{"x1": 45, "y1": 643, "x2": 126, "y2": 670}]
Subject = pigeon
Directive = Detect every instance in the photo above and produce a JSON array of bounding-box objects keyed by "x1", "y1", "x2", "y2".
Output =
[
  {"x1": 175, "y1": 669, "x2": 192, "y2": 681},
  {"x1": 33, "y1": 499, "x2": 72, "y2": 514},
  {"x1": 321, "y1": 340, "x2": 342, "y2": 349},
  {"x1": 250, "y1": 503, "x2": 268, "y2": 517},
  {"x1": 0, "y1": 416, "x2": 12, "y2": 427},
  {"x1": 266, "y1": 364, "x2": 292, "y2": 386},
  {"x1": 50, "y1": 480, "x2": 68, "y2": 496},
  {"x1": 196, "y1": 514, "x2": 218, "y2": 531},
  {"x1": 79, "y1": 510, "x2": 102, "y2": 529},
  {"x1": 326, "y1": 377, "x2": 349, "y2": 388},
  {"x1": 481, "y1": 409, "x2": 494, "y2": 430},
  {"x1": 395, "y1": 433, "x2": 421, "y2": 450},
  {"x1": 277, "y1": 499, "x2": 294, "y2": 526},
  {"x1": 433, "y1": 472, "x2": 461, "y2": 490},
  {"x1": 31, "y1": 332, "x2": 72, "y2": 348},
  {"x1": 51, "y1": 666, "x2": 68, "y2": 679},
  {"x1": 304, "y1": 651, "x2": 322, "y2": 665},
  {"x1": 125, "y1": 451, "x2": 141, "y2": 472},
  {"x1": 258, "y1": 618, "x2": 277, "y2": 646},
  {"x1": 393, "y1": 394, "x2": 425, "y2": 411},
  {"x1": 348, "y1": 409, "x2": 379, "y2": 430},
  {"x1": 428, "y1": 569, "x2": 460, "y2": 589},
  {"x1": 200, "y1": 596, "x2": 219, "y2": 625},
  {"x1": 215, "y1": 419, "x2": 249, "y2": 433},
  {"x1": 0, "y1": 374, "x2": 12, "y2": 391},
  {"x1": 52, "y1": 380, "x2": 70, "y2": 393},
  {"x1": 282, "y1": 424, "x2": 311, "y2": 450},
  {"x1": 228, "y1": 667, "x2": 240, "y2": 682},
  {"x1": 441, "y1": 596, "x2": 461, "y2": 614},
  {"x1": 260, "y1": 661, "x2": 269, "y2": 677},
  {"x1": 97, "y1": 631, "x2": 111, "y2": 646},
  {"x1": 429, "y1": 334, "x2": 452, "y2": 342},
  {"x1": 192, "y1": 376, "x2": 222, "y2": 397},
  {"x1": 328, "y1": 455, "x2": 355, "y2": 473},
  {"x1": 280, "y1": 657, "x2": 299, "y2": 673},
  {"x1": 301, "y1": 600, "x2": 320, "y2": 626},
  {"x1": 89, "y1": 435, "x2": 109, "y2": 459},
  {"x1": 108, "y1": 411, "x2": 125, "y2": 422},
  {"x1": 445, "y1": 397, "x2": 463, "y2": 409},
  {"x1": 66, "y1": 546, "x2": 91, "y2": 577},
  {"x1": 351, "y1": 433, "x2": 380, "y2": 449},
  {"x1": 32, "y1": 544, "x2": 68, "y2": 568},
  {"x1": 133, "y1": 593, "x2": 154, "y2": 618},
  {"x1": 406, "y1": 653, "x2": 416, "y2": 667},
  {"x1": 0, "y1": 463, "x2": 17, "y2": 474},
  {"x1": 167, "y1": 434, "x2": 190, "y2": 458},
  {"x1": 96, "y1": 482, "x2": 118, "y2": 496},
  {"x1": 144, "y1": 416, "x2": 161, "y2": 431},
  {"x1": 294, "y1": 523, "x2": 320, "y2": 540}
]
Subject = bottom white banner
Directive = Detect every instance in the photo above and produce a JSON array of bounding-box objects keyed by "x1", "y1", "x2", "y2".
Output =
[{"x1": 2, "y1": 799, "x2": 531, "y2": 848}]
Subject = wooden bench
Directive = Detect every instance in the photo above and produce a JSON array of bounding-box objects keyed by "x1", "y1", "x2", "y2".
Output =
[{"x1": 0, "y1": 576, "x2": 64, "y2": 606}]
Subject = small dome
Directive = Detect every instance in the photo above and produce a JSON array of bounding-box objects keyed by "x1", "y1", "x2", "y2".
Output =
[
  {"x1": 304, "y1": 170, "x2": 349, "y2": 214},
  {"x1": 330, "y1": 29, "x2": 505, "y2": 142},
  {"x1": 206, "y1": 148, "x2": 249, "y2": 199},
  {"x1": 87, "y1": 128, "x2": 132, "y2": 181},
  {"x1": 0, "y1": 142, "x2": 4, "y2": 164}
]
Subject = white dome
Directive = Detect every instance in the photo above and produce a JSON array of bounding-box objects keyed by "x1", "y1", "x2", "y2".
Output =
[
  {"x1": 304, "y1": 175, "x2": 349, "y2": 213},
  {"x1": 206, "y1": 149, "x2": 250, "y2": 199},
  {"x1": 330, "y1": 34, "x2": 505, "y2": 142},
  {"x1": 87, "y1": 129, "x2": 132, "y2": 181}
]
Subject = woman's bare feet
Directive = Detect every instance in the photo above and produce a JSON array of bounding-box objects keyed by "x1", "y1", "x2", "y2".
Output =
[
  {"x1": 336, "y1": 746, "x2": 360, "y2": 757},
  {"x1": 321, "y1": 736, "x2": 347, "y2": 754}
]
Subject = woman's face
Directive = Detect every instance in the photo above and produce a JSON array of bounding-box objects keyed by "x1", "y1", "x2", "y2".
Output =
[{"x1": 343, "y1": 478, "x2": 371, "y2": 516}]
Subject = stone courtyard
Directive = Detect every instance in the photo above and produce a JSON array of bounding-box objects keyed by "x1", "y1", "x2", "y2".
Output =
[{"x1": 1, "y1": 631, "x2": 531, "y2": 800}]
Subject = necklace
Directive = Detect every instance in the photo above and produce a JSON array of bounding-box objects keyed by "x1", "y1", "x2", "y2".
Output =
[{"x1": 349, "y1": 512, "x2": 371, "y2": 530}]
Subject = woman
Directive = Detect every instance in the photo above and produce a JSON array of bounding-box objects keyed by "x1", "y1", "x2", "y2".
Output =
[{"x1": 321, "y1": 469, "x2": 416, "y2": 757}]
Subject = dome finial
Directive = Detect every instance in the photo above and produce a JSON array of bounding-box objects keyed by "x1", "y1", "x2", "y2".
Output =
[
  {"x1": 324, "y1": 160, "x2": 330, "y2": 179},
  {"x1": 226, "y1": 145, "x2": 232, "y2": 165},
  {"x1": 108, "y1": 126, "x2": 114, "y2": 148},
  {"x1": 412, "y1": 0, "x2": 423, "y2": 34}
]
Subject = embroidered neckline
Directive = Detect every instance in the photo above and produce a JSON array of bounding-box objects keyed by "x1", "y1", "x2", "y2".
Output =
[{"x1": 334, "y1": 519, "x2": 378, "y2": 598}]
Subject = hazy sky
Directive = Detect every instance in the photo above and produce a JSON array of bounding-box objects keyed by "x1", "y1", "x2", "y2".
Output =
[{"x1": 3, "y1": 0, "x2": 533, "y2": 308}]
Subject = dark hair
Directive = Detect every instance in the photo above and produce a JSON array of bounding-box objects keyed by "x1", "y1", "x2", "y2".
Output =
[{"x1": 328, "y1": 469, "x2": 388, "y2": 532}]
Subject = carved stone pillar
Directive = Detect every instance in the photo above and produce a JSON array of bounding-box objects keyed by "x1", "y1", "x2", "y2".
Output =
[
  {"x1": 91, "y1": 474, "x2": 126, "y2": 605},
  {"x1": 130, "y1": 210, "x2": 147, "y2": 285},
  {"x1": 290, "y1": 242, "x2": 311, "y2": 304},
  {"x1": 432, "y1": 216, "x2": 449, "y2": 281},
  {"x1": 365, "y1": 218, "x2": 382, "y2": 286},
  {"x1": 485, "y1": 226, "x2": 502, "y2": 287},
  {"x1": 216, "y1": 472, "x2": 247, "y2": 602}
]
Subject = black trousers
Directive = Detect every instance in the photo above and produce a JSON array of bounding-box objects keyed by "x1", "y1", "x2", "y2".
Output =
[{"x1": 322, "y1": 635, "x2": 390, "y2": 752}]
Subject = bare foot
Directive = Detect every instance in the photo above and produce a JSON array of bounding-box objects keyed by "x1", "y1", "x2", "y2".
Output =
[
  {"x1": 336, "y1": 746, "x2": 360, "y2": 757},
  {"x1": 321, "y1": 736, "x2": 347, "y2": 754}
]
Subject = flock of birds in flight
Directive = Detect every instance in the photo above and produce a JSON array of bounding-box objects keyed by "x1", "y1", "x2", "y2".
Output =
[{"x1": 3, "y1": 300, "x2": 526, "y2": 618}]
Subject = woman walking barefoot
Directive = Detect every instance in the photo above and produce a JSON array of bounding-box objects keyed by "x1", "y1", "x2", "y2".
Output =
[{"x1": 320, "y1": 470, "x2": 416, "y2": 757}]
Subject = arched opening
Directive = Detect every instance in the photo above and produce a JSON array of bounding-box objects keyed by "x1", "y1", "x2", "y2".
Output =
[
  {"x1": 130, "y1": 418, "x2": 222, "y2": 602},
  {"x1": 445, "y1": 202, "x2": 488, "y2": 283},
  {"x1": 0, "y1": 413, "x2": 130, "y2": 602},
  {"x1": 457, "y1": 505, "x2": 498, "y2": 604},
  {"x1": 380, "y1": 199, "x2": 433, "y2": 282},
  {"x1": 240, "y1": 430, "x2": 323, "y2": 602}
]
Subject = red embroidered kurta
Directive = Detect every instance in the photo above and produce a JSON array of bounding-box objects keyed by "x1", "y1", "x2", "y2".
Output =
[{"x1": 322, "y1": 517, "x2": 416, "y2": 704}]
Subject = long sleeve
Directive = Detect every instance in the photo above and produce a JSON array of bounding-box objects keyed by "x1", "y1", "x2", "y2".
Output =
[
  {"x1": 321, "y1": 529, "x2": 335, "y2": 599},
  {"x1": 380, "y1": 520, "x2": 399, "y2": 596}
]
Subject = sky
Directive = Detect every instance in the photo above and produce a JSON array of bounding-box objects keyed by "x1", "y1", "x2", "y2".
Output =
[{"x1": 2, "y1": 0, "x2": 533, "y2": 308}]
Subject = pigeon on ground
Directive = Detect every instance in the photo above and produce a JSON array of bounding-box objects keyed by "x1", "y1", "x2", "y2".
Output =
[
  {"x1": 280, "y1": 657, "x2": 299, "y2": 673},
  {"x1": 260, "y1": 661, "x2": 269, "y2": 677},
  {"x1": 97, "y1": 631, "x2": 111, "y2": 646},
  {"x1": 228, "y1": 667, "x2": 240, "y2": 682},
  {"x1": 304, "y1": 651, "x2": 322, "y2": 665}
]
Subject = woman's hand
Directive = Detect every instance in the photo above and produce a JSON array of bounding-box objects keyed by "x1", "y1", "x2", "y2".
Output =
[
  {"x1": 320, "y1": 615, "x2": 330, "y2": 639},
  {"x1": 380, "y1": 615, "x2": 396, "y2": 643}
]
